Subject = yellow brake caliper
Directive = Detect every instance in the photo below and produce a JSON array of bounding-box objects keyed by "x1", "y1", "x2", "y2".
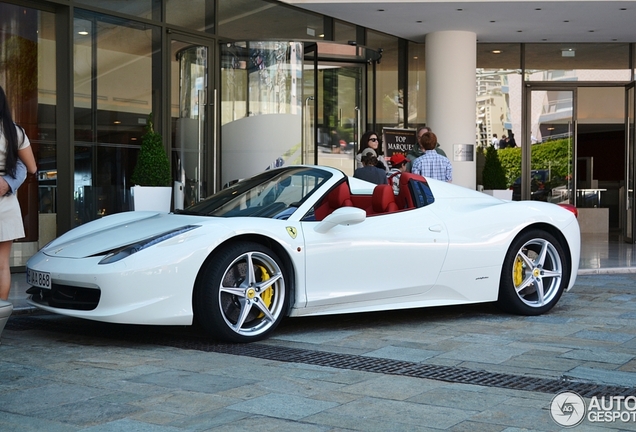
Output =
[
  {"x1": 256, "y1": 265, "x2": 273, "y2": 318},
  {"x1": 513, "y1": 256, "x2": 524, "y2": 287}
]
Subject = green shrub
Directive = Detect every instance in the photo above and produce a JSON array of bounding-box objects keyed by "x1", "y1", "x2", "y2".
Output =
[
  {"x1": 131, "y1": 115, "x2": 172, "y2": 187},
  {"x1": 482, "y1": 145, "x2": 507, "y2": 189},
  {"x1": 497, "y1": 138, "x2": 571, "y2": 187}
]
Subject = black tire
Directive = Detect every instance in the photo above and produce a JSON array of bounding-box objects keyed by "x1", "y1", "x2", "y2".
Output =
[
  {"x1": 497, "y1": 229, "x2": 569, "y2": 316},
  {"x1": 194, "y1": 241, "x2": 289, "y2": 342}
]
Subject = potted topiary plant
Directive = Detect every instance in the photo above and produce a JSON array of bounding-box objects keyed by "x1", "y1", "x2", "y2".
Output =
[
  {"x1": 481, "y1": 145, "x2": 512, "y2": 200},
  {"x1": 131, "y1": 114, "x2": 172, "y2": 211}
]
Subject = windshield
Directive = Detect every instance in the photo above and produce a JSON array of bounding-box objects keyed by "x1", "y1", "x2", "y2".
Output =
[{"x1": 181, "y1": 167, "x2": 332, "y2": 219}]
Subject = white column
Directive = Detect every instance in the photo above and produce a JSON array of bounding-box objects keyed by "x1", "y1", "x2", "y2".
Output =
[{"x1": 425, "y1": 31, "x2": 476, "y2": 189}]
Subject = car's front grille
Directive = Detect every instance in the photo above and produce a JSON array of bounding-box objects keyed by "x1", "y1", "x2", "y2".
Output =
[{"x1": 27, "y1": 284, "x2": 100, "y2": 311}]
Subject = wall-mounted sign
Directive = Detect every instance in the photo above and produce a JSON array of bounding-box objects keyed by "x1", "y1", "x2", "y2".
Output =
[{"x1": 453, "y1": 144, "x2": 474, "y2": 162}]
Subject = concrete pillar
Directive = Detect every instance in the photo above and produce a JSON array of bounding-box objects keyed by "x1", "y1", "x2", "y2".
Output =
[{"x1": 425, "y1": 31, "x2": 476, "y2": 189}]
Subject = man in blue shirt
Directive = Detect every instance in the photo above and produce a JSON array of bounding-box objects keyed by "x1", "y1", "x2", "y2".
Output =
[{"x1": 411, "y1": 132, "x2": 452, "y2": 182}]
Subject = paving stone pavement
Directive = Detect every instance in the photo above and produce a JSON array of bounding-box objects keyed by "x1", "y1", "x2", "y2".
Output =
[{"x1": 1, "y1": 274, "x2": 636, "y2": 431}]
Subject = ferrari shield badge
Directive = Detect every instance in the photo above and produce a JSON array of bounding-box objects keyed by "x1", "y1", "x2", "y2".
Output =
[{"x1": 286, "y1": 226, "x2": 298, "y2": 239}]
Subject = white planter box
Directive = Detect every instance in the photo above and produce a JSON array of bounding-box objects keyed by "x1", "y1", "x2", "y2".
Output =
[
  {"x1": 483, "y1": 189, "x2": 513, "y2": 200},
  {"x1": 132, "y1": 186, "x2": 172, "y2": 212}
]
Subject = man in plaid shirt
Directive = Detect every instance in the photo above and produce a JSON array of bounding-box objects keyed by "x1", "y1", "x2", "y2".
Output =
[{"x1": 411, "y1": 131, "x2": 452, "y2": 182}]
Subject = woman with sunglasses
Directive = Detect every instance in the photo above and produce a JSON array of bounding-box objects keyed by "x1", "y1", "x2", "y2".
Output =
[{"x1": 356, "y1": 131, "x2": 388, "y2": 172}]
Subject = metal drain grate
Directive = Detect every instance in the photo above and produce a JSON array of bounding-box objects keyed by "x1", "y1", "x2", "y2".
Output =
[{"x1": 7, "y1": 315, "x2": 634, "y2": 398}]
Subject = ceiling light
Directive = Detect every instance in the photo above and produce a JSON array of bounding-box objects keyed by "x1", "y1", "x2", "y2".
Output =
[
  {"x1": 113, "y1": 120, "x2": 121, "y2": 124},
  {"x1": 78, "y1": 30, "x2": 88, "y2": 36},
  {"x1": 492, "y1": 50, "x2": 502, "y2": 54}
]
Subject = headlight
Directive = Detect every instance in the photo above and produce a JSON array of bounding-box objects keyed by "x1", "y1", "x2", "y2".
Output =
[{"x1": 98, "y1": 225, "x2": 200, "y2": 264}]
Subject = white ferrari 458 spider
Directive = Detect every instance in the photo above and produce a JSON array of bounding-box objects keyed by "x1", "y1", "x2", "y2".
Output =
[{"x1": 26, "y1": 166, "x2": 580, "y2": 342}]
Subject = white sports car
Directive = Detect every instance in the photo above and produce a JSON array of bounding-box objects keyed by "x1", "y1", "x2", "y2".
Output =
[{"x1": 26, "y1": 166, "x2": 580, "y2": 342}]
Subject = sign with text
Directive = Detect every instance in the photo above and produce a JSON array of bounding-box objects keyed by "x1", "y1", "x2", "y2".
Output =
[
  {"x1": 382, "y1": 128, "x2": 417, "y2": 159},
  {"x1": 453, "y1": 144, "x2": 474, "y2": 162}
]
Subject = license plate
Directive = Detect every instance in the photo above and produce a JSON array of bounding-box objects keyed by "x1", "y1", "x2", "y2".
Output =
[{"x1": 26, "y1": 268, "x2": 51, "y2": 289}]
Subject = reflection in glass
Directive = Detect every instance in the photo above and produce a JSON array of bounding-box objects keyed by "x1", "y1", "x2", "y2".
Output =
[
  {"x1": 408, "y1": 42, "x2": 426, "y2": 128},
  {"x1": 527, "y1": 90, "x2": 573, "y2": 204},
  {"x1": 367, "y1": 30, "x2": 400, "y2": 130},
  {"x1": 220, "y1": 42, "x2": 304, "y2": 187},
  {"x1": 172, "y1": 43, "x2": 208, "y2": 208},
  {"x1": 73, "y1": 12, "x2": 156, "y2": 225}
]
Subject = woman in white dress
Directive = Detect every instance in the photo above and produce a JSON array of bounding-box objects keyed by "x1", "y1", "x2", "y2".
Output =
[{"x1": 0, "y1": 85, "x2": 37, "y2": 300}]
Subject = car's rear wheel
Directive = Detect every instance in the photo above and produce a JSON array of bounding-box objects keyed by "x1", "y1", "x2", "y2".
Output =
[
  {"x1": 195, "y1": 241, "x2": 288, "y2": 342},
  {"x1": 497, "y1": 230, "x2": 569, "y2": 315}
]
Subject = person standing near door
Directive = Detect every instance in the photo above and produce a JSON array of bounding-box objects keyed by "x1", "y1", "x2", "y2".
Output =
[{"x1": 0, "y1": 85, "x2": 37, "y2": 301}]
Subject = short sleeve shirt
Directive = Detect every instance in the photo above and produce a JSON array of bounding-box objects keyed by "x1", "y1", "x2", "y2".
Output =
[
  {"x1": 411, "y1": 151, "x2": 452, "y2": 182},
  {"x1": 0, "y1": 124, "x2": 31, "y2": 175}
]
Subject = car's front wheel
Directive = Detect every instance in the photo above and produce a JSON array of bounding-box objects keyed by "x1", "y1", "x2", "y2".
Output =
[
  {"x1": 497, "y1": 230, "x2": 569, "y2": 315},
  {"x1": 195, "y1": 241, "x2": 288, "y2": 342}
]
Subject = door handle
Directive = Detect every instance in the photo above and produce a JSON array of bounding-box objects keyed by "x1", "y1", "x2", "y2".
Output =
[{"x1": 429, "y1": 224, "x2": 443, "y2": 232}]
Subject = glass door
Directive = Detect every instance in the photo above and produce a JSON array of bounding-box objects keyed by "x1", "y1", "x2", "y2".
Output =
[
  {"x1": 625, "y1": 83, "x2": 635, "y2": 242},
  {"x1": 303, "y1": 43, "x2": 372, "y2": 176},
  {"x1": 526, "y1": 88, "x2": 575, "y2": 205},
  {"x1": 314, "y1": 63, "x2": 363, "y2": 176},
  {"x1": 170, "y1": 36, "x2": 215, "y2": 209}
]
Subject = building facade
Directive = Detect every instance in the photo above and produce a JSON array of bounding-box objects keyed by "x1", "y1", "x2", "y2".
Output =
[{"x1": 2, "y1": 0, "x2": 636, "y2": 268}]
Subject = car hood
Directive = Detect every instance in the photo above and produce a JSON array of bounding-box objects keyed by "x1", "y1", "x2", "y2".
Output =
[{"x1": 41, "y1": 211, "x2": 214, "y2": 259}]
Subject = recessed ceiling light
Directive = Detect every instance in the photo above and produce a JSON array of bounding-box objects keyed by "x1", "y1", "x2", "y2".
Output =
[
  {"x1": 535, "y1": 8, "x2": 541, "y2": 10},
  {"x1": 563, "y1": 20, "x2": 570, "y2": 23},
  {"x1": 517, "y1": 30, "x2": 523, "y2": 33},
  {"x1": 114, "y1": 121, "x2": 121, "y2": 124},
  {"x1": 620, "y1": 8, "x2": 627, "y2": 10},
  {"x1": 542, "y1": 39, "x2": 548, "y2": 41},
  {"x1": 612, "y1": 38, "x2": 618, "y2": 41},
  {"x1": 78, "y1": 30, "x2": 89, "y2": 35},
  {"x1": 588, "y1": 30, "x2": 595, "y2": 32},
  {"x1": 492, "y1": 50, "x2": 502, "y2": 54},
  {"x1": 377, "y1": 9, "x2": 384, "y2": 12},
  {"x1": 490, "y1": 20, "x2": 496, "y2": 23},
  {"x1": 456, "y1": 9, "x2": 463, "y2": 11},
  {"x1": 416, "y1": 20, "x2": 422, "y2": 23}
]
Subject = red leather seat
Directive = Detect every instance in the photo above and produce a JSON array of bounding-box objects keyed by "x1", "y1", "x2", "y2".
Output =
[
  {"x1": 369, "y1": 184, "x2": 398, "y2": 215},
  {"x1": 396, "y1": 172, "x2": 426, "y2": 209},
  {"x1": 314, "y1": 182, "x2": 353, "y2": 221}
]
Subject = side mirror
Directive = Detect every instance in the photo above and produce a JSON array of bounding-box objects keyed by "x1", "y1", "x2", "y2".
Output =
[{"x1": 314, "y1": 206, "x2": 366, "y2": 234}]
